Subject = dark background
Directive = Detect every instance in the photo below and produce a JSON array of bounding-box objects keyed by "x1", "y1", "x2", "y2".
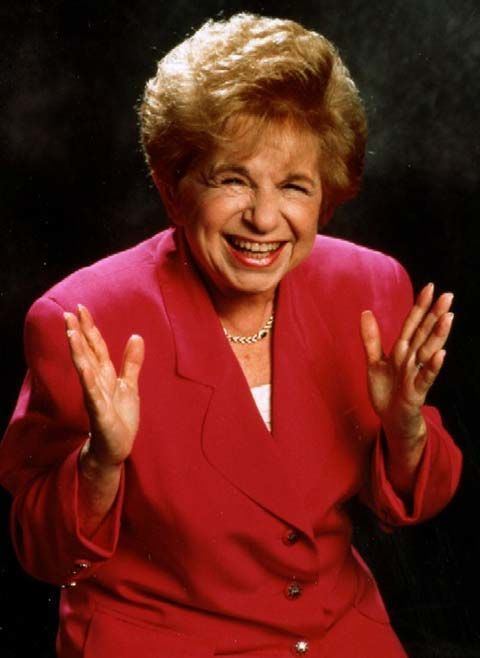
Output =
[{"x1": 1, "y1": 1, "x2": 479, "y2": 656}]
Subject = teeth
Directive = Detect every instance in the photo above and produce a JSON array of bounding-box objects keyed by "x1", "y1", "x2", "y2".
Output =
[{"x1": 229, "y1": 237, "x2": 281, "y2": 252}]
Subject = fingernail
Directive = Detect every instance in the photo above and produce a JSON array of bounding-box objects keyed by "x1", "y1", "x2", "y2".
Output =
[
  {"x1": 66, "y1": 329, "x2": 75, "y2": 338},
  {"x1": 77, "y1": 303, "x2": 85, "y2": 313},
  {"x1": 446, "y1": 312, "x2": 454, "y2": 321},
  {"x1": 426, "y1": 282, "x2": 434, "y2": 291}
]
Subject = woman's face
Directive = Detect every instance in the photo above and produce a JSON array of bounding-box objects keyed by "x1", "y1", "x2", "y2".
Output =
[{"x1": 174, "y1": 122, "x2": 324, "y2": 301}]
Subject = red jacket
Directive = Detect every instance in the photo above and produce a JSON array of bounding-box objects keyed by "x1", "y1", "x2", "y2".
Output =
[{"x1": 0, "y1": 228, "x2": 462, "y2": 657}]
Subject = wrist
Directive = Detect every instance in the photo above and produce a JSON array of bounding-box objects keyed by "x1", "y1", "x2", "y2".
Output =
[
  {"x1": 381, "y1": 414, "x2": 428, "y2": 498},
  {"x1": 77, "y1": 440, "x2": 123, "y2": 540},
  {"x1": 381, "y1": 410, "x2": 427, "y2": 452},
  {"x1": 79, "y1": 439, "x2": 123, "y2": 482}
]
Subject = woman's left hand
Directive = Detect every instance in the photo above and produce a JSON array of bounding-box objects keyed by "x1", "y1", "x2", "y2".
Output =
[{"x1": 360, "y1": 283, "x2": 454, "y2": 488}]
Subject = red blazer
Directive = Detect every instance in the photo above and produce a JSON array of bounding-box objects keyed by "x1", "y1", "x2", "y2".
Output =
[{"x1": 0, "y1": 228, "x2": 462, "y2": 658}]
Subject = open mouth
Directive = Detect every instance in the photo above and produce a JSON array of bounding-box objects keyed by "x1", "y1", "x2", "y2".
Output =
[{"x1": 224, "y1": 235, "x2": 286, "y2": 266}]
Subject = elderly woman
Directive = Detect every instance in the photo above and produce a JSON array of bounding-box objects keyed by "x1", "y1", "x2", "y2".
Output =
[{"x1": 0, "y1": 13, "x2": 461, "y2": 658}]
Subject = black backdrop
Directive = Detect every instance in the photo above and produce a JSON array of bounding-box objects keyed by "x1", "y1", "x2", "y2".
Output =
[{"x1": 1, "y1": 1, "x2": 479, "y2": 656}]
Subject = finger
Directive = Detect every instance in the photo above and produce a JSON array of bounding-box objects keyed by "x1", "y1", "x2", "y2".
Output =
[
  {"x1": 64, "y1": 312, "x2": 94, "y2": 374},
  {"x1": 414, "y1": 349, "x2": 446, "y2": 394},
  {"x1": 77, "y1": 304, "x2": 112, "y2": 365},
  {"x1": 398, "y1": 282, "x2": 434, "y2": 345},
  {"x1": 416, "y1": 312, "x2": 454, "y2": 365},
  {"x1": 119, "y1": 335, "x2": 145, "y2": 390},
  {"x1": 360, "y1": 310, "x2": 383, "y2": 365},
  {"x1": 64, "y1": 310, "x2": 99, "y2": 372},
  {"x1": 65, "y1": 322, "x2": 108, "y2": 409},
  {"x1": 77, "y1": 362, "x2": 108, "y2": 417},
  {"x1": 409, "y1": 292, "x2": 454, "y2": 354}
]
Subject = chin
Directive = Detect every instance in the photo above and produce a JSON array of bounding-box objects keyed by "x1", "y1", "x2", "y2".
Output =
[{"x1": 227, "y1": 275, "x2": 282, "y2": 297}]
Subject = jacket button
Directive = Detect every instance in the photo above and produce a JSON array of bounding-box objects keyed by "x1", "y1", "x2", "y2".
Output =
[
  {"x1": 285, "y1": 581, "x2": 303, "y2": 599},
  {"x1": 282, "y1": 529, "x2": 300, "y2": 545},
  {"x1": 76, "y1": 560, "x2": 91, "y2": 569},
  {"x1": 71, "y1": 560, "x2": 91, "y2": 576},
  {"x1": 293, "y1": 639, "x2": 309, "y2": 654}
]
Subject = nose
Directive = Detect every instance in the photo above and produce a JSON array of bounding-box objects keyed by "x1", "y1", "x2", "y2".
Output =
[{"x1": 243, "y1": 188, "x2": 280, "y2": 234}]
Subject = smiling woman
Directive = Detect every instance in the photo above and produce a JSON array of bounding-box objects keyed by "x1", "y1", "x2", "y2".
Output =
[
  {"x1": 0, "y1": 12, "x2": 461, "y2": 658},
  {"x1": 174, "y1": 121, "x2": 323, "y2": 310}
]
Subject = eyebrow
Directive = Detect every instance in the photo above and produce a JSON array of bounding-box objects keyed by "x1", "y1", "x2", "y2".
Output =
[
  {"x1": 208, "y1": 164, "x2": 251, "y2": 179},
  {"x1": 283, "y1": 173, "x2": 317, "y2": 187},
  {"x1": 208, "y1": 164, "x2": 318, "y2": 187}
]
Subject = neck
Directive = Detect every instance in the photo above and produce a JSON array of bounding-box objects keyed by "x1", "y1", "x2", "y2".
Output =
[
  {"x1": 209, "y1": 287, "x2": 276, "y2": 337},
  {"x1": 176, "y1": 228, "x2": 276, "y2": 335}
]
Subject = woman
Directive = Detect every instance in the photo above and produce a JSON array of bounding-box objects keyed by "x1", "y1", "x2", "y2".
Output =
[{"x1": 0, "y1": 13, "x2": 462, "y2": 658}]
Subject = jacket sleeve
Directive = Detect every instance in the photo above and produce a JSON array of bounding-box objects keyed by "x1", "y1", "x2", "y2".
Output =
[
  {"x1": 359, "y1": 258, "x2": 463, "y2": 528},
  {"x1": 0, "y1": 296, "x2": 125, "y2": 585},
  {"x1": 366, "y1": 405, "x2": 462, "y2": 528}
]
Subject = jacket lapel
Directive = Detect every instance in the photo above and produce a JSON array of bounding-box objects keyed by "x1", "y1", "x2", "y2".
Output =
[
  {"x1": 156, "y1": 229, "x2": 323, "y2": 537},
  {"x1": 271, "y1": 267, "x2": 352, "y2": 520}
]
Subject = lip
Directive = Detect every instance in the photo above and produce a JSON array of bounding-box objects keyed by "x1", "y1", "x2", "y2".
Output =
[
  {"x1": 224, "y1": 234, "x2": 287, "y2": 268},
  {"x1": 225, "y1": 234, "x2": 286, "y2": 245}
]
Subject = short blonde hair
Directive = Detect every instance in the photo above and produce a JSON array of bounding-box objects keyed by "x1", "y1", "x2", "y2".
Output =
[{"x1": 139, "y1": 13, "x2": 367, "y2": 221}]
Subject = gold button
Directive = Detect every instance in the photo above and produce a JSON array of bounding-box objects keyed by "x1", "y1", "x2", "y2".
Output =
[
  {"x1": 76, "y1": 560, "x2": 91, "y2": 569},
  {"x1": 285, "y1": 581, "x2": 302, "y2": 599},
  {"x1": 293, "y1": 639, "x2": 309, "y2": 654},
  {"x1": 71, "y1": 560, "x2": 91, "y2": 576}
]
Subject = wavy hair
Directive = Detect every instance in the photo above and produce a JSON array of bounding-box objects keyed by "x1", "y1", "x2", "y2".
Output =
[{"x1": 139, "y1": 13, "x2": 367, "y2": 221}]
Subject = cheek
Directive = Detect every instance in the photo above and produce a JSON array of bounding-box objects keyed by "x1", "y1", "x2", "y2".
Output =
[
  {"x1": 200, "y1": 199, "x2": 245, "y2": 234},
  {"x1": 294, "y1": 208, "x2": 320, "y2": 240},
  {"x1": 296, "y1": 234, "x2": 316, "y2": 260},
  {"x1": 290, "y1": 214, "x2": 318, "y2": 258}
]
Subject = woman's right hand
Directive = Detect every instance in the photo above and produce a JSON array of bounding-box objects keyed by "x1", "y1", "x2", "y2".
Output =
[{"x1": 64, "y1": 305, "x2": 145, "y2": 470}]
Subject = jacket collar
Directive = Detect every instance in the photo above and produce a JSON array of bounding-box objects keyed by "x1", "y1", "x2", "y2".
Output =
[
  {"x1": 155, "y1": 227, "x2": 231, "y2": 387},
  {"x1": 154, "y1": 228, "x2": 341, "y2": 539}
]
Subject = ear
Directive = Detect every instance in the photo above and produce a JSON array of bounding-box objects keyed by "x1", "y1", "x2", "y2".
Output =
[{"x1": 152, "y1": 172, "x2": 184, "y2": 225}]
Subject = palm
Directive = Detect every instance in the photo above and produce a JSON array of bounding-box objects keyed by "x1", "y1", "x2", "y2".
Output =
[
  {"x1": 64, "y1": 305, "x2": 145, "y2": 466},
  {"x1": 87, "y1": 357, "x2": 139, "y2": 461},
  {"x1": 360, "y1": 283, "x2": 453, "y2": 442}
]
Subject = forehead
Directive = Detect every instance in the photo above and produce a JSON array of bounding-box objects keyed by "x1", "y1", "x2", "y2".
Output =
[{"x1": 207, "y1": 116, "x2": 321, "y2": 173}]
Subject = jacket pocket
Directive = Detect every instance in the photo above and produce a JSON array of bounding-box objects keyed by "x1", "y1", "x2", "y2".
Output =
[{"x1": 84, "y1": 605, "x2": 215, "y2": 658}]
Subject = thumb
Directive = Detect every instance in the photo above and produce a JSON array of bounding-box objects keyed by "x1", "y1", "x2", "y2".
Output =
[
  {"x1": 360, "y1": 310, "x2": 384, "y2": 366},
  {"x1": 120, "y1": 335, "x2": 145, "y2": 390}
]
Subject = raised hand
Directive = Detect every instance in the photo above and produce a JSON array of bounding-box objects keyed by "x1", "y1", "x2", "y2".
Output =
[
  {"x1": 64, "y1": 305, "x2": 145, "y2": 468},
  {"x1": 360, "y1": 283, "x2": 454, "y2": 466}
]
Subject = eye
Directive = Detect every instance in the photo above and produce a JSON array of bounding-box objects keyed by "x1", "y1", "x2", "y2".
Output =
[
  {"x1": 284, "y1": 183, "x2": 309, "y2": 194},
  {"x1": 220, "y1": 176, "x2": 247, "y2": 186}
]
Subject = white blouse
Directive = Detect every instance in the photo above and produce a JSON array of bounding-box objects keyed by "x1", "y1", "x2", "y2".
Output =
[{"x1": 250, "y1": 384, "x2": 272, "y2": 431}]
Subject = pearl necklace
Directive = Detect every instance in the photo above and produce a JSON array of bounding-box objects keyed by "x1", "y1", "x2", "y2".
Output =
[{"x1": 223, "y1": 313, "x2": 274, "y2": 345}]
